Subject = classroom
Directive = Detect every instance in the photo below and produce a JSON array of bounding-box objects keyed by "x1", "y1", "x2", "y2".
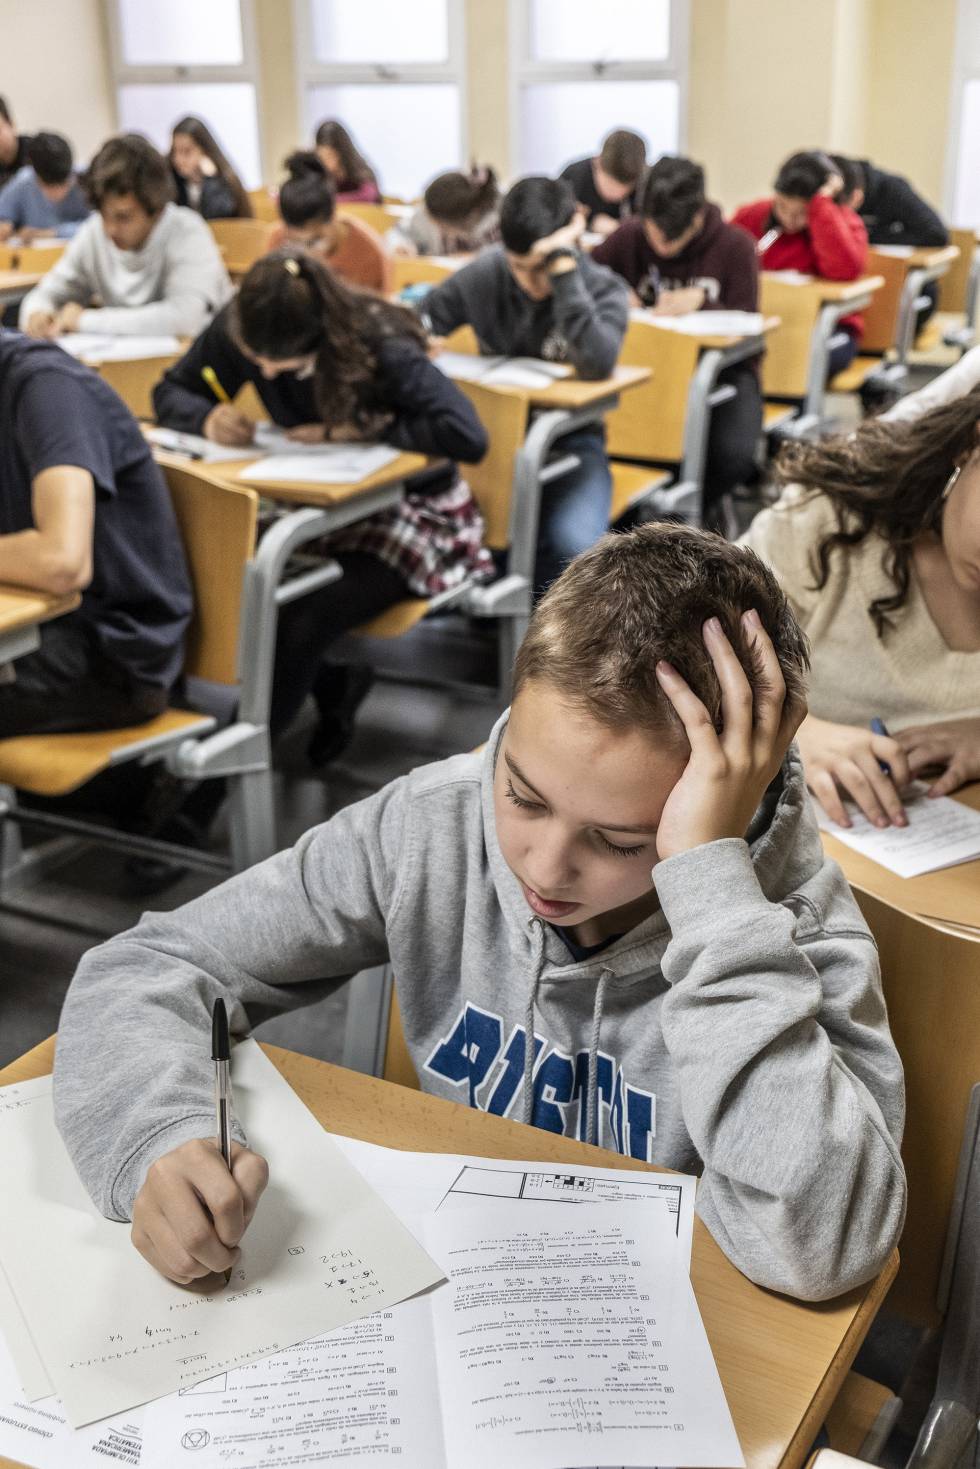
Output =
[{"x1": 0, "y1": 0, "x2": 979, "y2": 1466}]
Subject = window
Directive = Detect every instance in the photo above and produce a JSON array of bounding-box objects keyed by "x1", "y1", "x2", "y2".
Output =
[
  {"x1": 948, "y1": 0, "x2": 980, "y2": 225},
  {"x1": 511, "y1": 0, "x2": 688, "y2": 178},
  {"x1": 106, "y1": 0, "x2": 262, "y2": 190},
  {"x1": 295, "y1": 0, "x2": 466, "y2": 200}
]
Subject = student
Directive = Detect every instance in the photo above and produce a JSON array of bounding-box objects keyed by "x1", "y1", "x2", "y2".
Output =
[
  {"x1": 831, "y1": 154, "x2": 948, "y2": 248},
  {"x1": 741, "y1": 391, "x2": 980, "y2": 827},
  {"x1": 169, "y1": 115, "x2": 252, "y2": 221},
  {"x1": 53, "y1": 522, "x2": 907, "y2": 1303},
  {"x1": 731, "y1": 151, "x2": 868, "y2": 376},
  {"x1": 387, "y1": 166, "x2": 500, "y2": 257},
  {"x1": 153, "y1": 249, "x2": 491, "y2": 756},
  {"x1": 594, "y1": 155, "x2": 762, "y2": 517},
  {"x1": 0, "y1": 330, "x2": 191, "y2": 735},
  {"x1": 559, "y1": 129, "x2": 647, "y2": 236},
  {"x1": 0, "y1": 131, "x2": 90, "y2": 241},
  {"x1": 267, "y1": 151, "x2": 391, "y2": 293},
  {"x1": 19, "y1": 133, "x2": 233, "y2": 340},
  {"x1": 0, "y1": 96, "x2": 31, "y2": 190},
  {"x1": 314, "y1": 119, "x2": 381, "y2": 204},
  {"x1": 421, "y1": 175, "x2": 630, "y2": 591}
]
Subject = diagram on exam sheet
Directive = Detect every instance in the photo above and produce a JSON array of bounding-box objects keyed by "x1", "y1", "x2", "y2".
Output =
[{"x1": 441, "y1": 1164, "x2": 686, "y2": 1237}]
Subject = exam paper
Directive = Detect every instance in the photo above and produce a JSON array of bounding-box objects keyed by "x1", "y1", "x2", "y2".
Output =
[
  {"x1": 815, "y1": 784, "x2": 980, "y2": 877},
  {"x1": 0, "y1": 1256, "x2": 50, "y2": 1401},
  {"x1": 632, "y1": 309, "x2": 765, "y2": 336},
  {"x1": 146, "y1": 422, "x2": 345, "y2": 464},
  {"x1": 238, "y1": 444, "x2": 400, "y2": 484},
  {"x1": 435, "y1": 352, "x2": 574, "y2": 389},
  {"x1": 54, "y1": 334, "x2": 182, "y2": 363},
  {"x1": 0, "y1": 1041, "x2": 443, "y2": 1427}
]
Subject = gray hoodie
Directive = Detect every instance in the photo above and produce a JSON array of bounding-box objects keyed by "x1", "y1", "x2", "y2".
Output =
[{"x1": 53, "y1": 714, "x2": 906, "y2": 1302}]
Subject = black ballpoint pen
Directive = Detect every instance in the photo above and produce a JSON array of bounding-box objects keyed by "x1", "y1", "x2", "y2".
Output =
[{"x1": 212, "y1": 998, "x2": 233, "y2": 1285}]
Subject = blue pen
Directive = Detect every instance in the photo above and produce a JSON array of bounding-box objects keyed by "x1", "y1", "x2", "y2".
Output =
[{"x1": 870, "y1": 717, "x2": 891, "y2": 775}]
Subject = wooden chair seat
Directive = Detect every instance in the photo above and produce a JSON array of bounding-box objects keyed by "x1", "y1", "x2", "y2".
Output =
[
  {"x1": 825, "y1": 1370, "x2": 900, "y2": 1459},
  {"x1": 912, "y1": 318, "x2": 944, "y2": 354},
  {"x1": 829, "y1": 355, "x2": 884, "y2": 394},
  {"x1": 355, "y1": 598, "x2": 431, "y2": 639},
  {"x1": 0, "y1": 709, "x2": 214, "y2": 797},
  {"x1": 610, "y1": 462, "x2": 672, "y2": 521}
]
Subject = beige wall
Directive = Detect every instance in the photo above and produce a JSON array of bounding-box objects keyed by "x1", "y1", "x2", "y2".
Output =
[
  {"x1": 254, "y1": 0, "x2": 302, "y2": 184},
  {"x1": 465, "y1": 0, "x2": 511, "y2": 178},
  {"x1": 864, "y1": 0, "x2": 957, "y2": 208},
  {"x1": 2, "y1": 0, "x2": 114, "y2": 163}
]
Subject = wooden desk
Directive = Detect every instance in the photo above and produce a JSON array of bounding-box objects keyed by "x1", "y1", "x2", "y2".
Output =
[
  {"x1": 0, "y1": 1037, "x2": 897, "y2": 1469},
  {"x1": 0, "y1": 586, "x2": 79, "y2": 665},
  {"x1": 760, "y1": 274, "x2": 885, "y2": 404},
  {"x1": 862, "y1": 245, "x2": 960, "y2": 358},
  {"x1": 0, "y1": 270, "x2": 42, "y2": 308}
]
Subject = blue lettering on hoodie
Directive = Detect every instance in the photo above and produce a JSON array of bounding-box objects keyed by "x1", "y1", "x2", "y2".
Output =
[{"x1": 424, "y1": 1002, "x2": 656, "y2": 1160}]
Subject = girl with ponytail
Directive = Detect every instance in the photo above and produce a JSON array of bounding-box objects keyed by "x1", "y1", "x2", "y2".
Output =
[
  {"x1": 154, "y1": 248, "x2": 491, "y2": 757},
  {"x1": 388, "y1": 164, "x2": 500, "y2": 257}
]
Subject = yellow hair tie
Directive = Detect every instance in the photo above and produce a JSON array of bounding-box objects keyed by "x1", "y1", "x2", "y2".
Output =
[{"x1": 284, "y1": 257, "x2": 301, "y2": 277}]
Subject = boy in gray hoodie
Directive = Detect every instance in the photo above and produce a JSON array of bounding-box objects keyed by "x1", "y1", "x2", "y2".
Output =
[{"x1": 53, "y1": 525, "x2": 906, "y2": 1302}]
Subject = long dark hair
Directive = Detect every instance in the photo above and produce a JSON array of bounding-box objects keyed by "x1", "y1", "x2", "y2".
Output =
[
  {"x1": 774, "y1": 387, "x2": 980, "y2": 634},
  {"x1": 232, "y1": 249, "x2": 427, "y2": 432},
  {"x1": 171, "y1": 115, "x2": 252, "y2": 217},
  {"x1": 314, "y1": 119, "x2": 379, "y2": 193},
  {"x1": 278, "y1": 150, "x2": 335, "y2": 228}
]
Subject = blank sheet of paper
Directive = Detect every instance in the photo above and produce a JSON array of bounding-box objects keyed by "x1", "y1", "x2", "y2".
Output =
[
  {"x1": 238, "y1": 445, "x2": 400, "y2": 484},
  {"x1": 0, "y1": 1042, "x2": 443, "y2": 1427}
]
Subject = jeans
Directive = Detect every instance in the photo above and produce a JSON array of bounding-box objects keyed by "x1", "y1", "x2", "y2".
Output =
[
  {"x1": 0, "y1": 619, "x2": 167, "y2": 737},
  {"x1": 826, "y1": 328, "x2": 860, "y2": 380},
  {"x1": 535, "y1": 425, "x2": 612, "y2": 594}
]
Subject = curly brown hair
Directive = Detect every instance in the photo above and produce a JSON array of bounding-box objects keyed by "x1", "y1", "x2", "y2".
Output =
[
  {"x1": 232, "y1": 249, "x2": 428, "y2": 433},
  {"x1": 774, "y1": 387, "x2": 980, "y2": 635}
]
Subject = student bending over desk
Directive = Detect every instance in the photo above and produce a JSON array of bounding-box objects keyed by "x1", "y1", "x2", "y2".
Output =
[
  {"x1": 387, "y1": 165, "x2": 500, "y2": 257},
  {"x1": 421, "y1": 175, "x2": 630, "y2": 591},
  {"x1": 558, "y1": 128, "x2": 647, "y2": 236},
  {"x1": 594, "y1": 154, "x2": 762, "y2": 514},
  {"x1": 0, "y1": 130, "x2": 90, "y2": 242},
  {"x1": 19, "y1": 133, "x2": 232, "y2": 340},
  {"x1": 732, "y1": 150, "x2": 868, "y2": 377},
  {"x1": 741, "y1": 392, "x2": 980, "y2": 827},
  {"x1": 268, "y1": 150, "x2": 391, "y2": 293},
  {"x1": 0, "y1": 331, "x2": 191, "y2": 734},
  {"x1": 153, "y1": 249, "x2": 491, "y2": 757},
  {"x1": 53, "y1": 525, "x2": 906, "y2": 1301}
]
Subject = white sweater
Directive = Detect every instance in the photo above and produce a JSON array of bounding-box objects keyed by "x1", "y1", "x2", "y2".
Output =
[
  {"x1": 884, "y1": 344, "x2": 980, "y2": 423},
  {"x1": 19, "y1": 203, "x2": 233, "y2": 338}
]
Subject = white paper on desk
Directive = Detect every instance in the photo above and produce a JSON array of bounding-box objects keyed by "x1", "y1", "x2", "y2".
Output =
[
  {"x1": 144, "y1": 425, "x2": 253, "y2": 463},
  {"x1": 238, "y1": 444, "x2": 399, "y2": 484},
  {"x1": 0, "y1": 1328, "x2": 143, "y2": 1469},
  {"x1": 434, "y1": 351, "x2": 574, "y2": 388},
  {"x1": 429, "y1": 1201, "x2": 742, "y2": 1469},
  {"x1": 0, "y1": 1255, "x2": 51, "y2": 1401},
  {"x1": 54, "y1": 333, "x2": 182, "y2": 363},
  {"x1": 0, "y1": 1041, "x2": 443, "y2": 1428},
  {"x1": 814, "y1": 783, "x2": 980, "y2": 877},
  {"x1": 871, "y1": 243, "x2": 916, "y2": 257},
  {"x1": 633, "y1": 309, "x2": 765, "y2": 336},
  {"x1": 763, "y1": 268, "x2": 814, "y2": 284}
]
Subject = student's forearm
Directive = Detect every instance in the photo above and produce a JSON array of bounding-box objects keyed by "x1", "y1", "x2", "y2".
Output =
[
  {"x1": 550, "y1": 268, "x2": 625, "y2": 378},
  {"x1": 79, "y1": 297, "x2": 204, "y2": 337},
  {"x1": 0, "y1": 527, "x2": 91, "y2": 596}
]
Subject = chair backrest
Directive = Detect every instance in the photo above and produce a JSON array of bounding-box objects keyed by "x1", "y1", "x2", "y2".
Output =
[
  {"x1": 338, "y1": 201, "x2": 400, "y2": 236},
  {"x1": 851, "y1": 891, "x2": 980, "y2": 1328},
  {"x1": 161, "y1": 461, "x2": 259, "y2": 685},
  {"x1": 606, "y1": 316, "x2": 703, "y2": 462},
  {"x1": 759, "y1": 275, "x2": 826, "y2": 398},
  {"x1": 14, "y1": 243, "x2": 67, "y2": 272},
  {"x1": 392, "y1": 255, "x2": 458, "y2": 291},
  {"x1": 335, "y1": 212, "x2": 394, "y2": 292},
  {"x1": 247, "y1": 187, "x2": 279, "y2": 223},
  {"x1": 208, "y1": 217, "x2": 276, "y2": 274},
  {"x1": 938, "y1": 229, "x2": 976, "y2": 315},
  {"x1": 97, "y1": 351, "x2": 182, "y2": 420},
  {"x1": 859, "y1": 250, "x2": 911, "y2": 355},
  {"x1": 452, "y1": 377, "x2": 530, "y2": 552},
  {"x1": 383, "y1": 988, "x2": 420, "y2": 1089},
  {"x1": 935, "y1": 1083, "x2": 980, "y2": 1460},
  {"x1": 0, "y1": 244, "x2": 15, "y2": 271}
]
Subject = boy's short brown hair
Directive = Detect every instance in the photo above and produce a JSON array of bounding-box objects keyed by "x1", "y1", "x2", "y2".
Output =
[
  {"x1": 86, "y1": 133, "x2": 175, "y2": 215},
  {"x1": 513, "y1": 524, "x2": 809, "y2": 740},
  {"x1": 599, "y1": 129, "x2": 647, "y2": 186}
]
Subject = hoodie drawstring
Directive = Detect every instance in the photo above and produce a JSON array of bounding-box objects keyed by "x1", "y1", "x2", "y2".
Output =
[{"x1": 585, "y1": 968, "x2": 612, "y2": 1146}]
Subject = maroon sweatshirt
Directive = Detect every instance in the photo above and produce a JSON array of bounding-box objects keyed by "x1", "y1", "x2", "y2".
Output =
[{"x1": 592, "y1": 203, "x2": 759, "y2": 312}]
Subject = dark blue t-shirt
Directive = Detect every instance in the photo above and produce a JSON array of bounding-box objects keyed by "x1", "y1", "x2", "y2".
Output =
[{"x1": 0, "y1": 333, "x2": 192, "y2": 690}]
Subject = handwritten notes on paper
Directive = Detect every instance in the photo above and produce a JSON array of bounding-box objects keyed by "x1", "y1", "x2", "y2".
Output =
[
  {"x1": 0, "y1": 1042, "x2": 443, "y2": 1427},
  {"x1": 815, "y1": 784, "x2": 980, "y2": 877}
]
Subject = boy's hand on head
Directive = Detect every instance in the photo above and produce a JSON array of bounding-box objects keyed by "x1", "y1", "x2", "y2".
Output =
[
  {"x1": 654, "y1": 611, "x2": 806, "y2": 861},
  {"x1": 530, "y1": 214, "x2": 586, "y2": 270},
  {"x1": 131, "y1": 1138, "x2": 269, "y2": 1285},
  {"x1": 796, "y1": 715, "x2": 911, "y2": 828}
]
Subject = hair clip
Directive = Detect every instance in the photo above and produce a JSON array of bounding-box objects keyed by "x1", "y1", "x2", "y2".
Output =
[{"x1": 284, "y1": 257, "x2": 301, "y2": 277}]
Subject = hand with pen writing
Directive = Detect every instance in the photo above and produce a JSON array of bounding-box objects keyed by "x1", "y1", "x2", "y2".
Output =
[
  {"x1": 795, "y1": 715, "x2": 911, "y2": 829},
  {"x1": 203, "y1": 405, "x2": 256, "y2": 448},
  {"x1": 131, "y1": 1138, "x2": 269, "y2": 1284}
]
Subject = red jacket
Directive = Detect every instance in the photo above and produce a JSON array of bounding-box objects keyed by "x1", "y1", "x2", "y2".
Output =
[{"x1": 730, "y1": 195, "x2": 869, "y2": 336}]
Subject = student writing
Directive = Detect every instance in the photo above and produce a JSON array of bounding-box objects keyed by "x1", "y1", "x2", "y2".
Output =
[
  {"x1": 559, "y1": 128, "x2": 647, "y2": 236},
  {"x1": 0, "y1": 131, "x2": 90, "y2": 242},
  {"x1": 421, "y1": 175, "x2": 630, "y2": 591},
  {"x1": 268, "y1": 150, "x2": 391, "y2": 293},
  {"x1": 19, "y1": 133, "x2": 232, "y2": 340},
  {"x1": 388, "y1": 166, "x2": 501, "y2": 257},
  {"x1": 169, "y1": 115, "x2": 252, "y2": 221},
  {"x1": 0, "y1": 331, "x2": 191, "y2": 736},
  {"x1": 741, "y1": 391, "x2": 980, "y2": 827},
  {"x1": 314, "y1": 118, "x2": 381, "y2": 204},
  {"x1": 153, "y1": 250, "x2": 491, "y2": 758},
  {"x1": 53, "y1": 524, "x2": 906, "y2": 1302}
]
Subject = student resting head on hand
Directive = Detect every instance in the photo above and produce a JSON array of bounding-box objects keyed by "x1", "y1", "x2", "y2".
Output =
[
  {"x1": 389, "y1": 165, "x2": 501, "y2": 258},
  {"x1": 169, "y1": 114, "x2": 252, "y2": 221},
  {"x1": 741, "y1": 388, "x2": 980, "y2": 828},
  {"x1": 55, "y1": 523, "x2": 907, "y2": 1303},
  {"x1": 558, "y1": 128, "x2": 648, "y2": 236},
  {"x1": 269, "y1": 149, "x2": 391, "y2": 293},
  {"x1": 313, "y1": 118, "x2": 381, "y2": 204}
]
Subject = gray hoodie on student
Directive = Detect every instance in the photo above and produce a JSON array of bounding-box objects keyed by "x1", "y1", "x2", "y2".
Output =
[{"x1": 53, "y1": 714, "x2": 906, "y2": 1302}]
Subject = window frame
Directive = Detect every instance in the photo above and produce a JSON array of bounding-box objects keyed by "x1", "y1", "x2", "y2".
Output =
[
  {"x1": 103, "y1": 0, "x2": 265, "y2": 183},
  {"x1": 945, "y1": 0, "x2": 980, "y2": 223},
  {"x1": 508, "y1": 0, "x2": 690, "y2": 176},
  {"x1": 292, "y1": 0, "x2": 468, "y2": 165}
]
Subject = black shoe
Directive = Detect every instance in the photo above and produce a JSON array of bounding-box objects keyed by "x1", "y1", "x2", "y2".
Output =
[{"x1": 306, "y1": 664, "x2": 375, "y2": 769}]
